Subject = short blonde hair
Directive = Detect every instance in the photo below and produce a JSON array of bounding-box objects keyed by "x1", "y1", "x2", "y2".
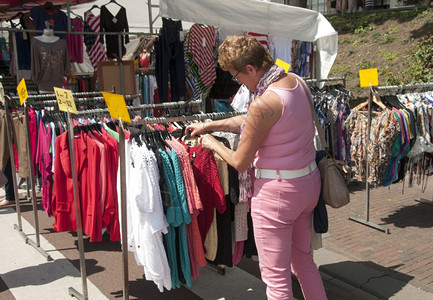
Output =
[{"x1": 218, "y1": 34, "x2": 274, "y2": 73}]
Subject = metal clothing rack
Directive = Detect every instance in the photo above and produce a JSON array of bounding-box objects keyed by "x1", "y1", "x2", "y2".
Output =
[
  {"x1": 374, "y1": 82, "x2": 433, "y2": 93},
  {"x1": 1, "y1": 91, "x2": 137, "y2": 262},
  {"x1": 349, "y1": 82, "x2": 433, "y2": 233},
  {"x1": 306, "y1": 75, "x2": 347, "y2": 88},
  {"x1": 72, "y1": 100, "x2": 221, "y2": 299},
  {"x1": 2, "y1": 21, "x2": 242, "y2": 299},
  {"x1": 0, "y1": 11, "x2": 158, "y2": 298},
  {"x1": 64, "y1": 109, "x2": 89, "y2": 300},
  {"x1": 3, "y1": 95, "x2": 54, "y2": 259},
  {"x1": 28, "y1": 91, "x2": 169, "y2": 300},
  {"x1": 26, "y1": 94, "x2": 142, "y2": 108},
  {"x1": 1, "y1": 26, "x2": 157, "y2": 98},
  {"x1": 348, "y1": 86, "x2": 390, "y2": 234},
  {"x1": 131, "y1": 111, "x2": 245, "y2": 125},
  {"x1": 2, "y1": 96, "x2": 27, "y2": 244},
  {"x1": 74, "y1": 99, "x2": 203, "y2": 117},
  {"x1": 376, "y1": 82, "x2": 433, "y2": 206}
]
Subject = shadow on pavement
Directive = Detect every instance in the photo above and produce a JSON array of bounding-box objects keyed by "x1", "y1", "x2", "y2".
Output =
[
  {"x1": 320, "y1": 260, "x2": 414, "y2": 299},
  {"x1": 109, "y1": 276, "x2": 203, "y2": 299},
  {"x1": 381, "y1": 202, "x2": 433, "y2": 228},
  {"x1": 0, "y1": 258, "x2": 103, "y2": 289}
]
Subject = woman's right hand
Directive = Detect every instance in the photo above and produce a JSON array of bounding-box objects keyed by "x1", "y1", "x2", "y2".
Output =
[{"x1": 185, "y1": 122, "x2": 206, "y2": 137}]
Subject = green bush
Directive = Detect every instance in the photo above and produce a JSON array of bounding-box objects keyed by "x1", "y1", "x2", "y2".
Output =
[{"x1": 407, "y1": 35, "x2": 433, "y2": 82}]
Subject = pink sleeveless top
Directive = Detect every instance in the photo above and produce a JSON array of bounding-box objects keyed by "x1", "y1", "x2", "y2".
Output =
[{"x1": 253, "y1": 81, "x2": 316, "y2": 170}]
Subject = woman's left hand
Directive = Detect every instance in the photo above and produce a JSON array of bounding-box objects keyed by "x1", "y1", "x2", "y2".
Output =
[{"x1": 199, "y1": 134, "x2": 217, "y2": 151}]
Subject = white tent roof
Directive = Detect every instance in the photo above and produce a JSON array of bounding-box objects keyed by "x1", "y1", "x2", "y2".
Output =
[
  {"x1": 160, "y1": 0, "x2": 338, "y2": 80},
  {"x1": 66, "y1": 0, "x2": 337, "y2": 80}
]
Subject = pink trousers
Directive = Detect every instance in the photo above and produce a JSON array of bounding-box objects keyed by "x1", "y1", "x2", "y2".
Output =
[{"x1": 251, "y1": 168, "x2": 327, "y2": 300}]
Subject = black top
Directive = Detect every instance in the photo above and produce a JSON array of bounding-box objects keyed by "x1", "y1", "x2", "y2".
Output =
[{"x1": 100, "y1": 5, "x2": 129, "y2": 59}]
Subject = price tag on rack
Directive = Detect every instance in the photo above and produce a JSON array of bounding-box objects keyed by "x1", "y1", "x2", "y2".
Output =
[
  {"x1": 17, "y1": 78, "x2": 28, "y2": 106},
  {"x1": 102, "y1": 92, "x2": 132, "y2": 123},
  {"x1": 276, "y1": 58, "x2": 291, "y2": 73},
  {"x1": 359, "y1": 68, "x2": 378, "y2": 87},
  {"x1": 54, "y1": 87, "x2": 78, "y2": 114}
]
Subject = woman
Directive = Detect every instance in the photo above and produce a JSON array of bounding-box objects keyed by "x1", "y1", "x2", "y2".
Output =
[{"x1": 186, "y1": 34, "x2": 327, "y2": 300}]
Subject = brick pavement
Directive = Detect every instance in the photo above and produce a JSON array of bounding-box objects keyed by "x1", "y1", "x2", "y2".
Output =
[{"x1": 322, "y1": 178, "x2": 433, "y2": 294}]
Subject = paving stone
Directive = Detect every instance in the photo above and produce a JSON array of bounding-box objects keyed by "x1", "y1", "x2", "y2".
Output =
[{"x1": 323, "y1": 180, "x2": 433, "y2": 295}]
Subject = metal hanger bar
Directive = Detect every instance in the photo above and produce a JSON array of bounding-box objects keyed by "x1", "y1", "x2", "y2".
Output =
[
  {"x1": 76, "y1": 99, "x2": 203, "y2": 116},
  {"x1": 0, "y1": 26, "x2": 157, "y2": 37},
  {"x1": 16, "y1": 93, "x2": 142, "y2": 105},
  {"x1": 132, "y1": 111, "x2": 245, "y2": 125},
  {"x1": 306, "y1": 76, "x2": 347, "y2": 88},
  {"x1": 374, "y1": 82, "x2": 433, "y2": 92},
  {"x1": 12, "y1": 91, "x2": 105, "y2": 101},
  {"x1": 306, "y1": 76, "x2": 346, "y2": 83}
]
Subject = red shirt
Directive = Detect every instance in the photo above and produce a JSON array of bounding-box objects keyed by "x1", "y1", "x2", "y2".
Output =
[
  {"x1": 77, "y1": 131, "x2": 102, "y2": 242},
  {"x1": 52, "y1": 132, "x2": 76, "y2": 232},
  {"x1": 97, "y1": 131, "x2": 120, "y2": 241},
  {"x1": 185, "y1": 144, "x2": 225, "y2": 244}
]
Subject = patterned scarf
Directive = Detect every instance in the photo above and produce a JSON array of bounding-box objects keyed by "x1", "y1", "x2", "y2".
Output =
[
  {"x1": 253, "y1": 64, "x2": 286, "y2": 98},
  {"x1": 238, "y1": 64, "x2": 286, "y2": 203}
]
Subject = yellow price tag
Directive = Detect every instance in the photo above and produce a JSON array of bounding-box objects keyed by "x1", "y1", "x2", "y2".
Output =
[
  {"x1": 17, "y1": 78, "x2": 28, "y2": 106},
  {"x1": 102, "y1": 92, "x2": 131, "y2": 123},
  {"x1": 54, "y1": 87, "x2": 78, "y2": 114},
  {"x1": 276, "y1": 59, "x2": 291, "y2": 73},
  {"x1": 70, "y1": 70, "x2": 76, "y2": 84},
  {"x1": 359, "y1": 68, "x2": 378, "y2": 87}
]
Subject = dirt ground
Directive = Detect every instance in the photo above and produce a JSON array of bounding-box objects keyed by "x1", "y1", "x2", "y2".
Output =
[{"x1": 328, "y1": 8, "x2": 433, "y2": 101}]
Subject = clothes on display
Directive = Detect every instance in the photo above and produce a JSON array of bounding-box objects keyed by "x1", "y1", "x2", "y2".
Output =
[
  {"x1": 0, "y1": 3, "x2": 345, "y2": 296},
  {"x1": 31, "y1": 30, "x2": 70, "y2": 92},
  {"x1": 0, "y1": 103, "x2": 243, "y2": 290},
  {"x1": 246, "y1": 32, "x2": 270, "y2": 51},
  {"x1": 291, "y1": 40, "x2": 313, "y2": 78},
  {"x1": 185, "y1": 24, "x2": 217, "y2": 92},
  {"x1": 51, "y1": 119, "x2": 120, "y2": 242},
  {"x1": 394, "y1": 91, "x2": 433, "y2": 188},
  {"x1": 100, "y1": 2, "x2": 129, "y2": 59},
  {"x1": 345, "y1": 89, "x2": 433, "y2": 188},
  {"x1": 84, "y1": 9, "x2": 108, "y2": 72},
  {"x1": 30, "y1": 4, "x2": 68, "y2": 39},
  {"x1": 67, "y1": 17, "x2": 84, "y2": 63},
  {"x1": 8, "y1": 29, "x2": 31, "y2": 73},
  {"x1": 310, "y1": 84, "x2": 352, "y2": 163},
  {"x1": 38, "y1": 114, "x2": 255, "y2": 291},
  {"x1": 0, "y1": 108, "x2": 35, "y2": 179},
  {"x1": 155, "y1": 18, "x2": 186, "y2": 102},
  {"x1": 7, "y1": 13, "x2": 35, "y2": 79}
]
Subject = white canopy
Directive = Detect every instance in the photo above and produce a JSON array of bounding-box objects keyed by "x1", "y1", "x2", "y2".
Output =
[{"x1": 160, "y1": 0, "x2": 338, "y2": 81}]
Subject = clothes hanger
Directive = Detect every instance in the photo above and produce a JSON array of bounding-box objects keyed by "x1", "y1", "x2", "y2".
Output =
[
  {"x1": 91, "y1": 123, "x2": 102, "y2": 135},
  {"x1": 7, "y1": 12, "x2": 23, "y2": 22},
  {"x1": 43, "y1": 2, "x2": 59, "y2": 13},
  {"x1": 141, "y1": 132, "x2": 153, "y2": 149},
  {"x1": 135, "y1": 134, "x2": 143, "y2": 147},
  {"x1": 103, "y1": 0, "x2": 123, "y2": 8},
  {"x1": 85, "y1": 4, "x2": 100, "y2": 14},
  {"x1": 354, "y1": 89, "x2": 386, "y2": 111},
  {"x1": 150, "y1": 131, "x2": 170, "y2": 150},
  {"x1": 372, "y1": 93, "x2": 387, "y2": 110},
  {"x1": 69, "y1": 10, "x2": 83, "y2": 20}
]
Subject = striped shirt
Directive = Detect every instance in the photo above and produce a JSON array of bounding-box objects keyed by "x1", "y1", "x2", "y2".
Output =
[
  {"x1": 247, "y1": 32, "x2": 270, "y2": 51},
  {"x1": 84, "y1": 11, "x2": 107, "y2": 72},
  {"x1": 185, "y1": 24, "x2": 217, "y2": 88}
]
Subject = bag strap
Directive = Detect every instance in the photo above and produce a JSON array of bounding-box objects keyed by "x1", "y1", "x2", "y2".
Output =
[{"x1": 293, "y1": 73, "x2": 328, "y2": 151}]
